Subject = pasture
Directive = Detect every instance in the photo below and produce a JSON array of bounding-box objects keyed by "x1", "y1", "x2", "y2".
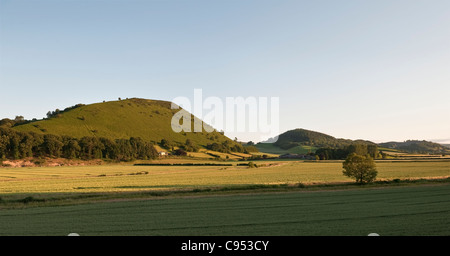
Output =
[
  {"x1": 255, "y1": 142, "x2": 317, "y2": 155},
  {"x1": 0, "y1": 184, "x2": 449, "y2": 236},
  {"x1": 0, "y1": 160, "x2": 449, "y2": 195}
]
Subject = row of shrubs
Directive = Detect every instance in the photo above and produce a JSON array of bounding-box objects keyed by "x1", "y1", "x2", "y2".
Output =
[
  {"x1": 134, "y1": 163, "x2": 233, "y2": 166},
  {"x1": 135, "y1": 162, "x2": 266, "y2": 167}
]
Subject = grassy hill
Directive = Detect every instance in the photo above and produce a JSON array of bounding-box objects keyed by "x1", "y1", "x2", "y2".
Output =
[
  {"x1": 274, "y1": 128, "x2": 335, "y2": 148},
  {"x1": 12, "y1": 98, "x2": 234, "y2": 148},
  {"x1": 273, "y1": 128, "x2": 375, "y2": 150}
]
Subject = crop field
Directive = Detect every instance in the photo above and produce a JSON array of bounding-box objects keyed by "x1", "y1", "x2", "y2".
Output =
[
  {"x1": 0, "y1": 160, "x2": 449, "y2": 236},
  {"x1": 0, "y1": 160, "x2": 449, "y2": 195},
  {"x1": 255, "y1": 143, "x2": 317, "y2": 155},
  {"x1": 0, "y1": 184, "x2": 449, "y2": 236}
]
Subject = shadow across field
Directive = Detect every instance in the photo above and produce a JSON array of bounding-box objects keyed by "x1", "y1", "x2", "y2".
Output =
[
  {"x1": 1, "y1": 182, "x2": 450, "y2": 236},
  {"x1": 1, "y1": 177, "x2": 449, "y2": 209}
]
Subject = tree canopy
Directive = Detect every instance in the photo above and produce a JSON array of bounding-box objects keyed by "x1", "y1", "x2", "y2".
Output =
[
  {"x1": 342, "y1": 153, "x2": 378, "y2": 184},
  {"x1": 0, "y1": 127, "x2": 158, "y2": 161}
]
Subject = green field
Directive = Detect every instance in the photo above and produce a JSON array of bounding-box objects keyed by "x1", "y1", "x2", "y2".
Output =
[
  {"x1": 0, "y1": 184, "x2": 449, "y2": 236},
  {"x1": 255, "y1": 143, "x2": 317, "y2": 155},
  {"x1": 1, "y1": 160, "x2": 449, "y2": 236}
]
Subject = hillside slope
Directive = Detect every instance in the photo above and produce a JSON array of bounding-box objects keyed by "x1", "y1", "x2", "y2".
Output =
[{"x1": 12, "y1": 98, "x2": 232, "y2": 148}]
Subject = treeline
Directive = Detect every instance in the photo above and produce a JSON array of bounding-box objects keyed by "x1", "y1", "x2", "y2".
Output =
[
  {"x1": 46, "y1": 104, "x2": 85, "y2": 119},
  {"x1": 160, "y1": 138, "x2": 200, "y2": 152},
  {"x1": 0, "y1": 116, "x2": 34, "y2": 128},
  {"x1": 160, "y1": 138, "x2": 257, "y2": 154},
  {"x1": 315, "y1": 144, "x2": 382, "y2": 160},
  {"x1": 0, "y1": 127, "x2": 158, "y2": 161},
  {"x1": 0, "y1": 104, "x2": 86, "y2": 129},
  {"x1": 206, "y1": 140, "x2": 248, "y2": 154}
]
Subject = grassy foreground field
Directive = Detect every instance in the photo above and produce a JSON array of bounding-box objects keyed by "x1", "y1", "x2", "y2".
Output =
[
  {"x1": 0, "y1": 160, "x2": 449, "y2": 195},
  {"x1": 0, "y1": 184, "x2": 449, "y2": 236}
]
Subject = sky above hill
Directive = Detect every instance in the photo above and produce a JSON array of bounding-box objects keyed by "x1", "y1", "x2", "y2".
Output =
[{"x1": 1, "y1": 0, "x2": 449, "y2": 143}]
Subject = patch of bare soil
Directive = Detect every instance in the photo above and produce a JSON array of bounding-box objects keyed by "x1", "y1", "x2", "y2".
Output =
[{"x1": 1, "y1": 158, "x2": 104, "y2": 168}]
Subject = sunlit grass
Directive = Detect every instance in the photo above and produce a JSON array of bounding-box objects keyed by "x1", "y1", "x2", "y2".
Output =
[{"x1": 0, "y1": 160, "x2": 448, "y2": 194}]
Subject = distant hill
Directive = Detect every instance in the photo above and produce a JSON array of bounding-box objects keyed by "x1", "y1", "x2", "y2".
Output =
[
  {"x1": 257, "y1": 128, "x2": 450, "y2": 156},
  {"x1": 272, "y1": 128, "x2": 374, "y2": 150},
  {"x1": 379, "y1": 140, "x2": 450, "y2": 154},
  {"x1": 255, "y1": 128, "x2": 376, "y2": 156},
  {"x1": 11, "y1": 98, "x2": 234, "y2": 148}
]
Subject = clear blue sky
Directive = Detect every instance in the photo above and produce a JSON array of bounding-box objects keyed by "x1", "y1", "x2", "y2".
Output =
[{"x1": 1, "y1": 0, "x2": 449, "y2": 143}]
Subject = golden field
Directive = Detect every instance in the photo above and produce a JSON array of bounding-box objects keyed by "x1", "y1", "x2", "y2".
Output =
[{"x1": 1, "y1": 160, "x2": 449, "y2": 194}]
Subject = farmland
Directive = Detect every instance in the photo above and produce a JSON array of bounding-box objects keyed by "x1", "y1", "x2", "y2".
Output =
[
  {"x1": 0, "y1": 160, "x2": 449, "y2": 195},
  {"x1": 255, "y1": 142, "x2": 317, "y2": 155},
  {"x1": 0, "y1": 159, "x2": 449, "y2": 236},
  {"x1": 0, "y1": 184, "x2": 449, "y2": 236}
]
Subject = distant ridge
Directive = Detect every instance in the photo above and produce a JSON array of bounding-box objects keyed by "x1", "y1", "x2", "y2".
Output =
[
  {"x1": 379, "y1": 140, "x2": 450, "y2": 154},
  {"x1": 256, "y1": 128, "x2": 450, "y2": 155}
]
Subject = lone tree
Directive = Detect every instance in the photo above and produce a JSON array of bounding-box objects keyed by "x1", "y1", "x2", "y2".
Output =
[{"x1": 342, "y1": 153, "x2": 377, "y2": 184}]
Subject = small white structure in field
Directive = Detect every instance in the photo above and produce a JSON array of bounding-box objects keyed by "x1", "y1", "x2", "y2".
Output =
[{"x1": 158, "y1": 151, "x2": 167, "y2": 156}]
